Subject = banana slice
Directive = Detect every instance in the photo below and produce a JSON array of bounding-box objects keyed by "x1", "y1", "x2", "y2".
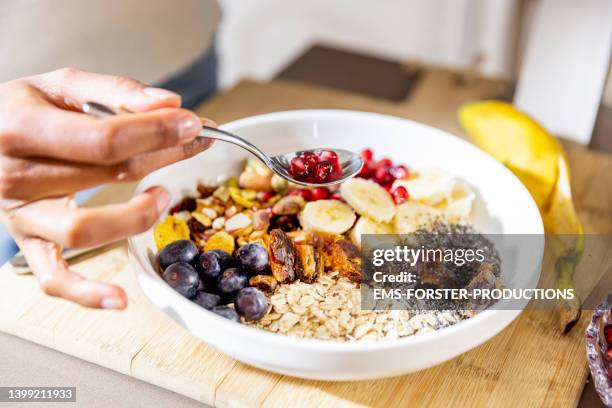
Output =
[
  {"x1": 350, "y1": 216, "x2": 394, "y2": 247},
  {"x1": 442, "y1": 181, "x2": 475, "y2": 221},
  {"x1": 340, "y1": 178, "x2": 396, "y2": 223},
  {"x1": 299, "y1": 199, "x2": 356, "y2": 235},
  {"x1": 394, "y1": 202, "x2": 443, "y2": 233},
  {"x1": 393, "y1": 169, "x2": 455, "y2": 206}
]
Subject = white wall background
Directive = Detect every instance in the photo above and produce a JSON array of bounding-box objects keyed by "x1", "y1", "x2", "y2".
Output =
[{"x1": 217, "y1": 0, "x2": 520, "y2": 89}]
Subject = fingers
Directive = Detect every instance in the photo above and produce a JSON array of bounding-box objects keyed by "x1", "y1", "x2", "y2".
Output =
[
  {"x1": 1, "y1": 103, "x2": 201, "y2": 164},
  {"x1": 17, "y1": 237, "x2": 127, "y2": 309},
  {"x1": 28, "y1": 68, "x2": 180, "y2": 112},
  {"x1": 11, "y1": 187, "x2": 170, "y2": 249},
  {"x1": 0, "y1": 137, "x2": 213, "y2": 201}
]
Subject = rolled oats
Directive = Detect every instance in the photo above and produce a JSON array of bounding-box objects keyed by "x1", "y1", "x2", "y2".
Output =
[{"x1": 247, "y1": 271, "x2": 469, "y2": 342}]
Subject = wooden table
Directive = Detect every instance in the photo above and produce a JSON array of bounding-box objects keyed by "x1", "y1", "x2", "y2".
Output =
[{"x1": 1, "y1": 68, "x2": 610, "y2": 407}]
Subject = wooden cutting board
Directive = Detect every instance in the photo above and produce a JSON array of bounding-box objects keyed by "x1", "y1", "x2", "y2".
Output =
[{"x1": 1, "y1": 75, "x2": 611, "y2": 407}]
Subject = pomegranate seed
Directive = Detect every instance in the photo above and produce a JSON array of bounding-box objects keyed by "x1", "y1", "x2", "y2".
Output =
[
  {"x1": 383, "y1": 184, "x2": 392, "y2": 192},
  {"x1": 310, "y1": 187, "x2": 330, "y2": 201},
  {"x1": 604, "y1": 324, "x2": 612, "y2": 345},
  {"x1": 318, "y1": 150, "x2": 342, "y2": 177},
  {"x1": 290, "y1": 157, "x2": 308, "y2": 177},
  {"x1": 360, "y1": 148, "x2": 374, "y2": 162},
  {"x1": 608, "y1": 366, "x2": 612, "y2": 380},
  {"x1": 256, "y1": 191, "x2": 274, "y2": 202},
  {"x1": 318, "y1": 150, "x2": 338, "y2": 163},
  {"x1": 331, "y1": 192, "x2": 344, "y2": 201},
  {"x1": 391, "y1": 186, "x2": 409, "y2": 204},
  {"x1": 358, "y1": 162, "x2": 371, "y2": 178},
  {"x1": 289, "y1": 189, "x2": 312, "y2": 201},
  {"x1": 390, "y1": 165, "x2": 409, "y2": 180},
  {"x1": 374, "y1": 166, "x2": 395, "y2": 185},
  {"x1": 378, "y1": 158, "x2": 393, "y2": 168},
  {"x1": 605, "y1": 348, "x2": 612, "y2": 362},
  {"x1": 314, "y1": 161, "x2": 333, "y2": 183}
]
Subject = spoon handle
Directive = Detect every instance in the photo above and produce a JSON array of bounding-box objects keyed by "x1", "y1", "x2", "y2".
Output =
[
  {"x1": 199, "y1": 126, "x2": 271, "y2": 167},
  {"x1": 82, "y1": 101, "x2": 272, "y2": 167}
]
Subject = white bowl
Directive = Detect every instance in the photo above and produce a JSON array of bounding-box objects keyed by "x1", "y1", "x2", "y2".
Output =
[{"x1": 128, "y1": 110, "x2": 544, "y2": 380}]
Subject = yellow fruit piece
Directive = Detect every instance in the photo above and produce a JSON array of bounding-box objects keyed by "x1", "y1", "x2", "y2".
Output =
[
  {"x1": 191, "y1": 211, "x2": 212, "y2": 227},
  {"x1": 458, "y1": 101, "x2": 561, "y2": 208},
  {"x1": 154, "y1": 215, "x2": 190, "y2": 250},
  {"x1": 229, "y1": 186, "x2": 257, "y2": 208},
  {"x1": 226, "y1": 177, "x2": 239, "y2": 188},
  {"x1": 204, "y1": 231, "x2": 236, "y2": 254}
]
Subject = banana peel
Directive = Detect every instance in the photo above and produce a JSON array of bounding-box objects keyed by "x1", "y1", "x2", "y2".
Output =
[{"x1": 458, "y1": 101, "x2": 584, "y2": 333}]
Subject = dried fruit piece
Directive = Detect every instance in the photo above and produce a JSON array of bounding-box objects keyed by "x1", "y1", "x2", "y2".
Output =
[
  {"x1": 229, "y1": 186, "x2": 258, "y2": 208},
  {"x1": 197, "y1": 183, "x2": 216, "y2": 198},
  {"x1": 294, "y1": 244, "x2": 324, "y2": 283},
  {"x1": 204, "y1": 231, "x2": 235, "y2": 254},
  {"x1": 269, "y1": 214, "x2": 299, "y2": 232},
  {"x1": 154, "y1": 215, "x2": 191, "y2": 250},
  {"x1": 191, "y1": 212, "x2": 212, "y2": 227},
  {"x1": 249, "y1": 275, "x2": 278, "y2": 293},
  {"x1": 268, "y1": 229, "x2": 302, "y2": 283},
  {"x1": 187, "y1": 217, "x2": 207, "y2": 237},
  {"x1": 323, "y1": 236, "x2": 362, "y2": 283},
  {"x1": 169, "y1": 197, "x2": 197, "y2": 214},
  {"x1": 212, "y1": 186, "x2": 231, "y2": 202}
]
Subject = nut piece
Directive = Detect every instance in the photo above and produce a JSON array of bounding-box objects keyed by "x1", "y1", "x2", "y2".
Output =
[
  {"x1": 272, "y1": 195, "x2": 305, "y2": 215},
  {"x1": 252, "y1": 209, "x2": 272, "y2": 230},
  {"x1": 294, "y1": 244, "x2": 324, "y2": 283},
  {"x1": 249, "y1": 275, "x2": 278, "y2": 293},
  {"x1": 268, "y1": 229, "x2": 303, "y2": 283},
  {"x1": 323, "y1": 236, "x2": 362, "y2": 283},
  {"x1": 239, "y1": 170, "x2": 272, "y2": 191},
  {"x1": 225, "y1": 212, "x2": 251, "y2": 232}
]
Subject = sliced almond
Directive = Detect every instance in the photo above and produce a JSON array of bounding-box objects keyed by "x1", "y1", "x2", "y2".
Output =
[{"x1": 224, "y1": 212, "x2": 251, "y2": 231}]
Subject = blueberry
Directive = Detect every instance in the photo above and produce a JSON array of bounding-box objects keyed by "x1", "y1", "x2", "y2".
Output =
[
  {"x1": 163, "y1": 262, "x2": 199, "y2": 299},
  {"x1": 211, "y1": 306, "x2": 240, "y2": 322},
  {"x1": 237, "y1": 243, "x2": 269, "y2": 274},
  {"x1": 216, "y1": 267, "x2": 248, "y2": 297},
  {"x1": 209, "y1": 249, "x2": 234, "y2": 269},
  {"x1": 196, "y1": 252, "x2": 222, "y2": 281},
  {"x1": 192, "y1": 291, "x2": 221, "y2": 310},
  {"x1": 235, "y1": 287, "x2": 268, "y2": 321},
  {"x1": 157, "y1": 240, "x2": 198, "y2": 270}
]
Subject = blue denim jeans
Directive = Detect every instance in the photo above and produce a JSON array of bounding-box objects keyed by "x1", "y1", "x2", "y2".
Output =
[{"x1": 0, "y1": 46, "x2": 218, "y2": 263}]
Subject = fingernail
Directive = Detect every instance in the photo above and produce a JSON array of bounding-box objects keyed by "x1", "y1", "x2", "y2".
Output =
[
  {"x1": 178, "y1": 115, "x2": 201, "y2": 141},
  {"x1": 101, "y1": 297, "x2": 124, "y2": 309},
  {"x1": 143, "y1": 87, "x2": 178, "y2": 100},
  {"x1": 154, "y1": 188, "x2": 170, "y2": 213},
  {"x1": 202, "y1": 118, "x2": 218, "y2": 128}
]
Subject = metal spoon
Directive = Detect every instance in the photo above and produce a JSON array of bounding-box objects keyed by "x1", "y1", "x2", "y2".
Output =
[{"x1": 82, "y1": 102, "x2": 363, "y2": 186}]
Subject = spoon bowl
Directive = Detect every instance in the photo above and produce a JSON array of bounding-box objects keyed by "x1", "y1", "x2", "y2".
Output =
[{"x1": 83, "y1": 102, "x2": 363, "y2": 186}]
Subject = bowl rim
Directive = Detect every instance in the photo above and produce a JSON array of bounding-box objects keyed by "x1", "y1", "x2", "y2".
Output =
[{"x1": 128, "y1": 108, "x2": 544, "y2": 353}]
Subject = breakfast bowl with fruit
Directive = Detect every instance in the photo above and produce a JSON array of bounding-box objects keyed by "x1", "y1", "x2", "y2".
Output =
[{"x1": 128, "y1": 110, "x2": 544, "y2": 380}]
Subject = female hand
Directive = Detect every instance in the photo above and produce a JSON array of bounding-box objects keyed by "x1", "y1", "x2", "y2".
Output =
[{"x1": 0, "y1": 68, "x2": 215, "y2": 309}]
